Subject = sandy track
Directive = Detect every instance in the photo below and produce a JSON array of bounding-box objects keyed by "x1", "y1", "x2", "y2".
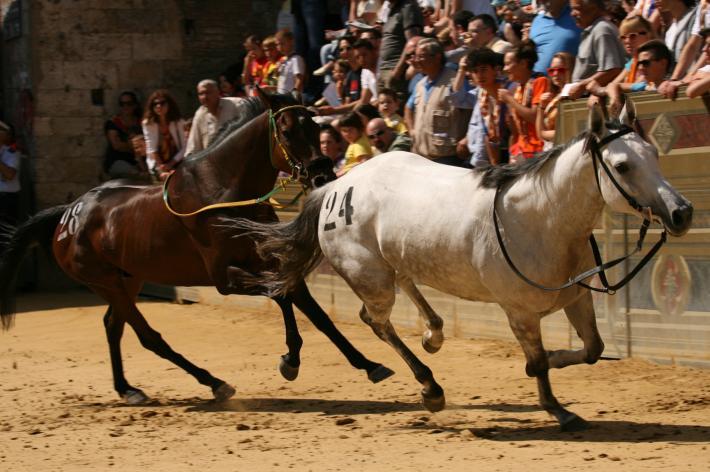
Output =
[{"x1": 1, "y1": 291, "x2": 708, "y2": 471}]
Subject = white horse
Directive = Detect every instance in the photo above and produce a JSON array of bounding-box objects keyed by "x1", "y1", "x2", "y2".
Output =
[{"x1": 227, "y1": 104, "x2": 693, "y2": 431}]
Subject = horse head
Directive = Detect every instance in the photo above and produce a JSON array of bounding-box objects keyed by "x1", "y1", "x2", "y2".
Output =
[
  {"x1": 587, "y1": 102, "x2": 693, "y2": 237},
  {"x1": 255, "y1": 86, "x2": 336, "y2": 189}
]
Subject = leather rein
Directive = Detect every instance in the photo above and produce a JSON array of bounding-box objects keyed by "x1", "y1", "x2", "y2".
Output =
[
  {"x1": 162, "y1": 105, "x2": 309, "y2": 218},
  {"x1": 493, "y1": 125, "x2": 667, "y2": 294}
]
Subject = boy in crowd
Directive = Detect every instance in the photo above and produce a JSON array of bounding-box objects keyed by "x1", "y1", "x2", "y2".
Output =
[{"x1": 377, "y1": 88, "x2": 408, "y2": 134}]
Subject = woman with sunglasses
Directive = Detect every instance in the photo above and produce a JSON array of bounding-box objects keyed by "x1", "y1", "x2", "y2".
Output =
[
  {"x1": 141, "y1": 90, "x2": 186, "y2": 181},
  {"x1": 536, "y1": 52, "x2": 574, "y2": 151},
  {"x1": 103, "y1": 91, "x2": 146, "y2": 180}
]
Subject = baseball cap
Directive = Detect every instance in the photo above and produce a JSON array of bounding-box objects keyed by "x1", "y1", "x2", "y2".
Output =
[
  {"x1": 491, "y1": 0, "x2": 507, "y2": 6},
  {"x1": 519, "y1": 0, "x2": 533, "y2": 5}
]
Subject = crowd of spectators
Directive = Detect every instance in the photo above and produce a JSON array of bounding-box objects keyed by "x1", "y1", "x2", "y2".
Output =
[{"x1": 102, "y1": 0, "x2": 710, "y2": 181}]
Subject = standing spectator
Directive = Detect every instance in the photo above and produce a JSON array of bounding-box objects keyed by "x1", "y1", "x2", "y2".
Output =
[
  {"x1": 142, "y1": 90, "x2": 186, "y2": 181},
  {"x1": 567, "y1": 0, "x2": 625, "y2": 98},
  {"x1": 658, "y1": 0, "x2": 697, "y2": 62},
  {"x1": 242, "y1": 35, "x2": 269, "y2": 96},
  {"x1": 0, "y1": 121, "x2": 19, "y2": 225},
  {"x1": 406, "y1": 38, "x2": 472, "y2": 166},
  {"x1": 448, "y1": 0, "x2": 496, "y2": 17},
  {"x1": 378, "y1": 88, "x2": 409, "y2": 134},
  {"x1": 319, "y1": 124, "x2": 346, "y2": 173},
  {"x1": 275, "y1": 30, "x2": 306, "y2": 94},
  {"x1": 529, "y1": 0, "x2": 581, "y2": 75},
  {"x1": 337, "y1": 111, "x2": 374, "y2": 175},
  {"x1": 261, "y1": 36, "x2": 284, "y2": 92},
  {"x1": 378, "y1": 0, "x2": 424, "y2": 96},
  {"x1": 499, "y1": 40, "x2": 549, "y2": 162},
  {"x1": 536, "y1": 52, "x2": 574, "y2": 150},
  {"x1": 292, "y1": 0, "x2": 327, "y2": 98},
  {"x1": 366, "y1": 117, "x2": 413, "y2": 154},
  {"x1": 464, "y1": 14, "x2": 514, "y2": 53},
  {"x1": 657, "y1": 0, "x2": 702, "y2": 97},
  {"x1": 184, "y1": 80, "x2": 243, "y2": 157},
  {"x1": 103, "y1": 91, "x2": 146, "y2": 180}
]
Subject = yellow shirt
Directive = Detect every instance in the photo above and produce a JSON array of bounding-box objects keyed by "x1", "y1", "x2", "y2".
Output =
[
  {"x1": 384, "y1": 114, "x2": 408, "y2": 135},
  {"x1": 341, "y1": 135, "x2": 373, "y2": 174}
]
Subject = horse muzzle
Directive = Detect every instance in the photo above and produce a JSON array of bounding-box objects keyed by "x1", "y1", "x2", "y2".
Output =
[{"x1": 656, "y1": 198, "x2": 693, "y2": 237}]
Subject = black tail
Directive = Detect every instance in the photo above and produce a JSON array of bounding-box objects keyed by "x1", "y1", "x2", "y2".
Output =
[
  {"x1": 221, "y1": 188, "x2": 327, "y2": 297},
  {"x1": 0, "y1": 205, "x2": 68, "y2": 330}
]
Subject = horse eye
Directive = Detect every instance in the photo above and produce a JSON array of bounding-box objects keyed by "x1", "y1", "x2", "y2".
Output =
[{"x1": 614, "y1": 162, "x2": 630, "y2": 174}]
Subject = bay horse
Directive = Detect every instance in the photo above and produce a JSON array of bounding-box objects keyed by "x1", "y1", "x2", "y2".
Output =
[
  {"x1": 0, "y1": 90, "x2": 392, "y2": 405},
  {"x1": 224, "y1": 103, "x2": 693, "y2": 430}
]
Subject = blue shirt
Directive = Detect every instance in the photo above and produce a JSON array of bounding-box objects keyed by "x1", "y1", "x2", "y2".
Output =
[{"x1": 529, "y1": 6, "x2": 581, "y2": 75}]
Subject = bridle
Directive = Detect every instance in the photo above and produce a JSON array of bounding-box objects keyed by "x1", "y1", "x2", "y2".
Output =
[
  {"x1": 493, "y1": 125, "x2": 667, "y2": 294},
  {"x1": 162, "y1": 104, "x2": 312, "y2": 218}
]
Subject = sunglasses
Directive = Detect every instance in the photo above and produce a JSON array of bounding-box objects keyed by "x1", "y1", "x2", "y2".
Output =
[
  {"x1": 120, "y1": 101, "x2": 136, "y2": 106},
  {"x1": 547, "y1": 67, "x2": 567, "y2": 76},
  {"x1": 367, "y1": 129, "x2": 386, "y2": 140},
  {"x1": 152, "y1": 100, "x2": 167, "y2": 107},
  {"x1": 636, "y1": 58, "x2": 657, "y2": 67},
  {"x1": 620, "y1": 31, "x2": 648, "y2": 41}
]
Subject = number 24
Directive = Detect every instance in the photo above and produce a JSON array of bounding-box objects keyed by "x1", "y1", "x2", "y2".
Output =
[{"x1": 323, "y1": 186, "x2": 354, "y2": 231}]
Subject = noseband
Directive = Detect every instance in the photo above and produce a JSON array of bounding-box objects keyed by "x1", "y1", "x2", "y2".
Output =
[{"x1": 493, "y1": 125, "x2": 667, "y2": 294}]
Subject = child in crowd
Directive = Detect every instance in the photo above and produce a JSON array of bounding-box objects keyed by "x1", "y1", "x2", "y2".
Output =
[
  {"x1": 377, "y1": 88, "x2": 408, "y2": 135},
  {"x1": 275, "y1": 30, "x2": 305, "y2": 94},
  {"x1": 337, "y1": 111, "x2": 373, "y2": 176},
  {"x1": 261, "y1": 36, "x2": 283, "y2": 92},
  {"x1": 536, "y1": 52, "x2": 574, "y2": 150}
]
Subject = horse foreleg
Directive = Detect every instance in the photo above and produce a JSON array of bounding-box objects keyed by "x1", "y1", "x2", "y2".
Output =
[
  {"x1": 397, "y1": 276, "x2": 444, "y2": 354},
  {"x1": 272, "y1": 296, "x2": 302, "y2": 381},
  {"x1": 506, "y1": 311, "x2": 588, "y2": 432},
  {"x1": 289, "y1": 282, "x2": 394, "y2": 383},
  {"x1": 547, "y1": 292, "x2": 605, "y2": 369},
  {"x1": 360, "y1": 305, "x2": 445, "y2": 412},
  {"x1": 103, "y1": 306, "x2": 149, "y2": 404}
]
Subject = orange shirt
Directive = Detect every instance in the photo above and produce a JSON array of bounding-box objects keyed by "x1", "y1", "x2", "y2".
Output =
[{"x1": 511, "y1": 76, "x2": 548, "y2": 159}]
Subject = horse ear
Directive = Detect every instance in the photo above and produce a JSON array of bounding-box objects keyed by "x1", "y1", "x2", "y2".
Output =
[
  {"x1": 588, "y1": 103, "x2": 606, "y2": 139},
  {"x1": 291, "y1": 90, "x2": 303, "y2": 105},
  {"x1": 254, "y1": 85, "x2": 272, "y2": 108},
  {"x1": 619, "y1": 99, "x2": 637, "y2": 127}
]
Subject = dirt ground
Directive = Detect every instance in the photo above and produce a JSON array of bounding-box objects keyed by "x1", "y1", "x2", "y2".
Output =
[{"x1": 0, "y1": 291, "x2": 708, "y2": 471}]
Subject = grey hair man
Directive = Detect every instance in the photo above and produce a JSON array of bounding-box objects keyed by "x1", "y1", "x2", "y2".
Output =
[
  {"x1": 366, "y1": 118, "x2": 412, "y2": 154},
  {"x1": 184, "y1": 79, "x2": 244, "y2": 156}
]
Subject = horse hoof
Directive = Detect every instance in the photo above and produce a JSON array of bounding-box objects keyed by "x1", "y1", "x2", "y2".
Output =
[
  {"x1": 560, "y1": 414, "x2": 590, "y2": 432},
  {"x1": 279, "y1": 356, "x2": 300, "y2": 381},
  {"x1": 367, "y1": 364, "x2": 395, "y2": 383},
  {"x1": 422, "y1": 329, "x2": 444, "y2": 354},
  {"x1": 422, "y1": 393, "x2": 446, "y2": 413},
  {"x1": 123, "y1": 389, "x2": 150, "y2": 405},
  {"x1": 213, "y1": 382, "x2": 236, "y2": 402}
]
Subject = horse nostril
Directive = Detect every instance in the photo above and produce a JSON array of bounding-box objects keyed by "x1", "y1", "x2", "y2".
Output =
[{"x1": 671, "y1": 204, "x2": 693, "y2": 229}]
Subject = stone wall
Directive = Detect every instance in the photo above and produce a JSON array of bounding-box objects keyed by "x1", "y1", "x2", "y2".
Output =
[{"x1": 0, "y1": 0, "x2": 281, "y2": 209}]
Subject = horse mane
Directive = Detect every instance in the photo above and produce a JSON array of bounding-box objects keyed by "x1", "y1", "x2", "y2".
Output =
[
  {"x1": 476, "y1": 130, "x2": 593, "y2": 188},
  {"x1": 185, "y1": 93, "x2": 299, "y2": 162}
]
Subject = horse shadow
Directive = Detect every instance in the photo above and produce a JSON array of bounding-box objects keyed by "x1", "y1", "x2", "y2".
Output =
[{"x1": 183, "y1": 397, "x2": 426, "y2": 415}]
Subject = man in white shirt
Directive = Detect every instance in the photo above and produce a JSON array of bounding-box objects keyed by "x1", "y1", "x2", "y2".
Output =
[{"x1": 184, "y1": 80, "x2": 243, "y2": 156}]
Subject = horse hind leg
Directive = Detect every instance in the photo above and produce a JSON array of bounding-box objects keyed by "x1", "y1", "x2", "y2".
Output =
[
  {"x1": 547, "y1": 291, "x2": 605, "y2": 369},
  {"x1": 103, "y1": 305, "x2": 149, "y2": 404},
  {"x1": 397, "y1": 275, "x2": 444, "y2": 354},
  {"x1": 505, "y1": 310, "x2": 588, "y2": 431}
]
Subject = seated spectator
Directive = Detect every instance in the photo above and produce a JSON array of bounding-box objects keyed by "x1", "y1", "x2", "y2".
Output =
[
  {"x1": 242, "y1": 35, "x2": 268, "y2": 96},
  {"x1": 499, "y1": 40, "x2": 549, "y2": 162},
  {"x1": 567, "y1": 0, "x2": 625, "y2": 98},
  {"x1": 319, "y1": 124, "x2": 346, "y2": 173},
  {"x1": 185, "y1": 79, "x2": 243, "y2": 157},
  {"x1": 366, "y1": 117, "x2": 413, "y2": 154},
  {"x1": 219, "y1": 66, "x2": 245, "y2": 98},
  {"x1": 142, "y1": 90, "x2": 186, "y2": 181},
  {"x1": 261, "y1": 36, "x2": 283, "y2": 92},
  {"x1": 354, "y1": 103, "x2": 381, "y2": 124},
  {"x1": 338, "y1": 111, "x2": 374, "y2": 175},
  {"x1": 536, "y1": 52, "x2": 574, "y2": 150},
  {"x1": 683, "y1": 28, "x2": 710, "y2": 97},
  {"x1": 103, "y1": 91, "x2": 146, "y2": 180},
  {"x1": 0, "y1": 121, "x2": 19, "y2": 225},
  {"x1": 378, "y1": 88, "x2": 409, "y2": 134},
  {"x1": 317, "y1": 59, "x2": 351, "y2": 108},
  {"x1": 616, "y1": 16, "x2": 654, "y2": 85},
  {"x1": 275, "y1": 29, "x2": 306, "y2": 94},
  {"x1": 406, "y1": 38, "x2": 472, "y2": 166}
]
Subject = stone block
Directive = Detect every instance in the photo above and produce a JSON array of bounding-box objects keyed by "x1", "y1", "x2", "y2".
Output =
[
  {"x1": 131, "y1": 33, "x2": 183, "y2": 61},
  {"x1": 116, "y1": 59, "x2": 166, "y2": 91},
  {"x1": 36, "y1": 61, "x2": 64, "y2": 90},
  {"x1": 62, "y1": 61, "x2": 120, "y2": 90},
  {"x1": 33, "y1": 117, "x2": 54, "y2": 137},
  {"x1": 36, "y1": 89, "x2": 104, "y2": 117}
]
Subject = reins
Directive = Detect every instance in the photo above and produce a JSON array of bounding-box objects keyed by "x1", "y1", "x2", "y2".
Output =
[
  {"x1": 162, "y1": 105, "x2": 310, "y2": 218},
  {"x1": 493, "y1": 126, "x2": 667, "y2": 294}
]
